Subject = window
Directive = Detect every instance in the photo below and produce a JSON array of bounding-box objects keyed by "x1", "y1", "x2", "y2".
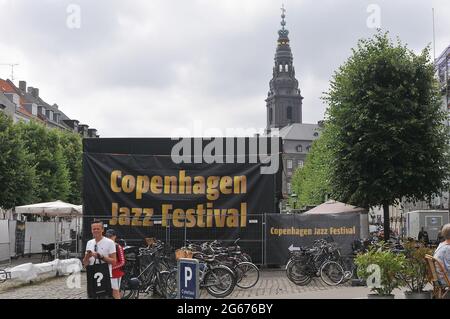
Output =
[
  {"x1": 313, "y1": 132, "x2": 319, "y2": 137},
  {"x1": 279, "y1": 64, "x2": 283, "y2": 72},
  {"x1": 296, "y1": 145, "x2": 302, "y2": 152},
  {"x1": 269, "y1": 108, "x2": 273, "y2": 123},
  {"x1": 285, "y1": 64, "x2": 289, "y2": 72},
  {"x1": 298, "y1": 160, "x2": 304, "y2": 168},
  {"x1": 287, "y1": 183, "x2": 292, "y2": 194},
  {"x1": 287, "y1": 106, "x2": 292, "y2": 120},
  {"x1": 287, "y1": 159, "x2": 293, "y2": 169},
  {"x1": 306, "y1": 145, "x2": 311, "y2": 152}
]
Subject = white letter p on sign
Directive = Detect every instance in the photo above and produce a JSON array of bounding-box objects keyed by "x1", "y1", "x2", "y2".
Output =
[{"x1": 184, "y1": 267, "x2": 192, "y2": 288}]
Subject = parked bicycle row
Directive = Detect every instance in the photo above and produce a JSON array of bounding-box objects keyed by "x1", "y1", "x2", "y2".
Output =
[
  {"x1": 119, "y1": 238, "x2": 260, "y2": 299},
  {"x1": 286, "y1": 237, "x2": 356, "y2": 286},
  {"x1": 285, "y1": 235, "x2": 438, "y2": 288}
]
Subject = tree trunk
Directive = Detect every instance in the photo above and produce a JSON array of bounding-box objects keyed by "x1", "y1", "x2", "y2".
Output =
[{"x1": 383, "y1": 202, "x2": 390, "y2": 241}]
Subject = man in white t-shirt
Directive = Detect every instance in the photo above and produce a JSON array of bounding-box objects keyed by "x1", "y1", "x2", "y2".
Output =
[{"x1": 83, "y1": 220, "x2": 117, "y2": 288}]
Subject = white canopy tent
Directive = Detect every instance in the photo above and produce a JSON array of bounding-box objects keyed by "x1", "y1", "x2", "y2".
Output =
[
  {"x1": 303, "y1": 200, "x2": 366, "y2": 215},
  {"x1": 14, "y1": 201, "x2": 83, "y2": 258},
  {"x1": 15, "y1": 200, "x2": 82, "y2": 217}
]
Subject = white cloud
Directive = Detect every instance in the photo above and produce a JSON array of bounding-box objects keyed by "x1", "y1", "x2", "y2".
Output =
[{"x1": 0, "y1": 0, "x2": 448, "y2": 136}]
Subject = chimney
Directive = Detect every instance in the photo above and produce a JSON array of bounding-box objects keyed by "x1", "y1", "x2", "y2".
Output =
[
  {"x1": 19, "y1": 81, "x2": 26, "y2": 92},
  {"x1": 27, "y1": 87, "x2": 39, "y2": 98}
]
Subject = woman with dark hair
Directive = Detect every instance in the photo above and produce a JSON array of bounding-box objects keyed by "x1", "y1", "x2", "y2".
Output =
[{"x1": 105, "y1": 229, "x2": 126, "y2": 299}]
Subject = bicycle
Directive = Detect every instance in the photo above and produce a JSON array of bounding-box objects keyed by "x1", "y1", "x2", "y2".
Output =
[
  {"x1": 286, "y1": 244, "x2": 345, "y2": 286},
  {"x1": 120, "y1": 243, "x2": 172, "y2": 299},
  {"x1": 165, "y1": 252, "x2": 236, "y2": 299}
]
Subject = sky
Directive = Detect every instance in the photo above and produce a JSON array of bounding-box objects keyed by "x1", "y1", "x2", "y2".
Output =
[{"x1": 0, "y1": 0, "x2": 449, "y2": 137}]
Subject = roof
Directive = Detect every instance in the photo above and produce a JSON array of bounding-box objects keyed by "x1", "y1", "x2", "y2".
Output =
[
  {"x1": 22, "y1": 90, "x2": 72, "y2": 129},
  {"x1": 0, "y1": 91, "x2": 15, "y2": 109},
  {"x1": 0, "y1": 78, "x2": 16, "y2": 93},
  {"x1": 303, "y1": 200, "x2": 367, "y2": 215},
  {"x1": 277, "y1": 123, "x2": 321, "y2": 141},
  {"x1": 436, "y1": 45, "x2": 450, "y2": 66},
  {"x1": 16, "y1": 106, "x2": 34, "y2": 119}
]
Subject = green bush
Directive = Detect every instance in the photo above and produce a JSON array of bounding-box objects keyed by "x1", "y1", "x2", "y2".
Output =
[
  {"x1": 398, "y1": 241, "x2": 433, "y2": 293},
  {"x1": 355, "y1": 244, "x2": 405, "y2": 296}
]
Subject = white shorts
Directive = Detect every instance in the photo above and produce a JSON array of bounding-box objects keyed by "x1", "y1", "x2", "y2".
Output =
[{"x1": 111, "y1": 278, "x2": 121, "y2": 290}]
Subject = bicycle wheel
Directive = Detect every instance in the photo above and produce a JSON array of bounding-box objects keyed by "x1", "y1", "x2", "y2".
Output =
[
  {"x1": 165, "y1": 269, "x2": 178, "y2": 299},
  {"x1": 339, "y1": 257, "x2": 356, "y2": 283},
  {"x1": 286, "y1": 259, "x2": 311, "y2": 286},
  {"x1": 154, "y1": 270, "x2": 170, "y2": 298},
  {"x1": 234, "y1": 262, "x2": 259, "y2": 289},
  {"x1": 320, "y1": 261, "x2": 344, "y2": 286},
  {"x1": 204, "y1": 266, "x2": 236, "y2": 298}
]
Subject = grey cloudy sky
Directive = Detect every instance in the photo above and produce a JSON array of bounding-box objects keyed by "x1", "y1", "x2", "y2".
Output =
[{"x1": 0, "y1": 0, "x2": 449, "y2": 137}]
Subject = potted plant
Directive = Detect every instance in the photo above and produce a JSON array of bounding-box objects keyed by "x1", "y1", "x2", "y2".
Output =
[
  {"x1": 398, "y1": 241, "x2": 433, "y2": 299},
  {"x1": 354, "y1": 243, "x2": 405, "y2": 299}
]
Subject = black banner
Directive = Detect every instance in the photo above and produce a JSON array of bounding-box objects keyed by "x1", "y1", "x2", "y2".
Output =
[
  {"x1": 265, "y1": 213, "x2": 360, "y2": 265},
  {"x1": 82, "y1": 138, "x2": 281, "y2": 263}
]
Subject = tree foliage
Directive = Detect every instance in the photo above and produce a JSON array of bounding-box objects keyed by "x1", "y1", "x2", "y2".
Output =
[
  {"x1": 16, "y1": 121, "x2": 71, "y2": 203},
  {"x1": 291, "y1": 131, "x2": 332, "y2": 207},
  {"x1": 59, "y1": 130, "x2": 83, "y2": 204},
  {"x1": 323, "y1": 32, "x2": 450, "y2": 210},
  {"x1": 0, "y1": 114, "x2": 84, "y2": 209},
  {"x1": 0, "y1": 113, "x2": 36, "y2": 209}
]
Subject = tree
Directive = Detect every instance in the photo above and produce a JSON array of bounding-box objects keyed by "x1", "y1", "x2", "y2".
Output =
[
  {"x1": 17, "y1": 121, "x2": 70, "y2": 202},
  {"x1": 323, "y1": 32, "x2": 450, "y2": 240},
  {"x1": 59, "y1": 130, "x2": 83, "y2": 204},
  {"x1": 0, "y1": 113, "x2": 36, "y2": 209},
  {"x1": 291, "y1": 131, "x2": 332, "y2": 207}
]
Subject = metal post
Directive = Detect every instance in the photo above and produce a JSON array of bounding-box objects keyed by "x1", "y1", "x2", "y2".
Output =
[
  {"x1": 184, "y1": 216, "x2": 187, "y2": 247},
  {"x1": 8, "y1": 220, "x2": 11, "y2": 265},
  {"x1": 262, "y1": 213, "x2": 266, "y2": 266},
  {"x1": 54, "y1": 217, "x2": 58, "y2": 260}
]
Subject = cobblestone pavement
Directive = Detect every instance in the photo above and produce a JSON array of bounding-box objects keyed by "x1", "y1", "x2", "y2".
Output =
[{"x1": 0, "y1": 269, "x2": 350, "y2": 299}]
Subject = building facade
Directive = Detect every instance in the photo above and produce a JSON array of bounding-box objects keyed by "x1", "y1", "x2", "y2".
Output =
[
  {"x1": 265, "y1": 8, "x2": 320, "y2": 208},
  {"x1": 0, "y1": 78, "x2": 99, "y2": 137}
]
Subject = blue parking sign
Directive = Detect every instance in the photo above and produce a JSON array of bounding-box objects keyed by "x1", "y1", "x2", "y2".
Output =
[{"x1": 178, "y1": 258, "x2": 199, "y2": 299}]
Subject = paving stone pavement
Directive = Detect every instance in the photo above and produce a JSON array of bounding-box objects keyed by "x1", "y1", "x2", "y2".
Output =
[{"x1": 0, "y1": 269, "x2": 351, "y2": 299}]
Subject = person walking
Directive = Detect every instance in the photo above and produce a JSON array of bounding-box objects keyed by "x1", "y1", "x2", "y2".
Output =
[{"x1": 105, "y1": 229, "x2": 126, "y2": 299}]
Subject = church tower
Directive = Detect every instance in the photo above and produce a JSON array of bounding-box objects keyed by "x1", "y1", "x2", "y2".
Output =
[{"x1": 266, "y1": 6, "x2": 303, "y2": 131}]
